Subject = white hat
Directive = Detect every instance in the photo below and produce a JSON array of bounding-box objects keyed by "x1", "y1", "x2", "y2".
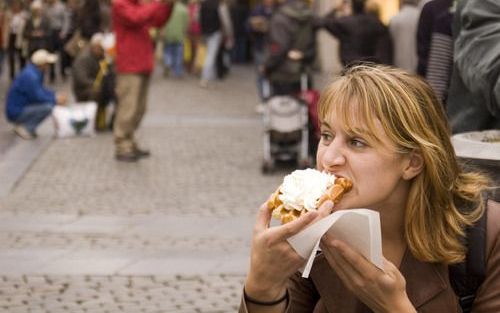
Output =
[
  {"x1": 90, "y1": 33, "x2": 104, "y2": 47},
  {"x1": 31, "y1": 49, "x2": 58, "y2": 65}
]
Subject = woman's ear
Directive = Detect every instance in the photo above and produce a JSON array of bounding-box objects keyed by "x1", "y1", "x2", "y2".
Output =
[{"x1": 402, "y1": 151, "x2": 424, "y2": 180}]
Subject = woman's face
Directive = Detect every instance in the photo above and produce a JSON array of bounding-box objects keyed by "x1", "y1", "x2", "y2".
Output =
[{"x1": 316, "y1": 110, "x2": 414, "y2": 212}]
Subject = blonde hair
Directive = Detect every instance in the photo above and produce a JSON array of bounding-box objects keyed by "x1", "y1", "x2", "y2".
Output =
[{"x1": 318, "y1": 64, "x2": 490, "y2": 264}]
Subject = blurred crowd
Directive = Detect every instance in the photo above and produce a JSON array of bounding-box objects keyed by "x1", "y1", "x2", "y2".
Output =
[
  {"x1": 0, "y1": 0, "x2": 498, "y2": 152},
  {"x1": 0, "y1": 0, "x2": 111, "y2": 82}
]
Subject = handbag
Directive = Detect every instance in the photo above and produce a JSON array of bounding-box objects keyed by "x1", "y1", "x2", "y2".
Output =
[
  {"x1": 194, "y1": 42, "x2": 207, "y2": 74},
  {"x1": 184, "y1": 38, "x2": 192, "y2": 63}
]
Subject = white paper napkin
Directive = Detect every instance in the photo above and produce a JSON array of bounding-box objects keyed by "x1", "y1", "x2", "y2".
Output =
[{"x1": 287, "y1": 209, "x2": 383, "y2": 278}]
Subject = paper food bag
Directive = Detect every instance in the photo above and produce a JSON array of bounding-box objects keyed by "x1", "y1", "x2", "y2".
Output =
[{"x1": 52, "y1": 102, "x2": 97, "y2": 138}]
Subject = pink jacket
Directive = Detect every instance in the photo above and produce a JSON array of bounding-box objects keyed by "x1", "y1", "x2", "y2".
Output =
[{"x1": 112, "y1": 0, "x2": 172, "y2": 74}]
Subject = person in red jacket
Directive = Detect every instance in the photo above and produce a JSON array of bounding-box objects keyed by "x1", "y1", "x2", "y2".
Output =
[{"x1": 112, "y1": 0, "x2": 172, "y2": 162}]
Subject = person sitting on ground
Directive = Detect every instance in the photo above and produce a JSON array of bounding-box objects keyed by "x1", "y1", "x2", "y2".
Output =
[
  {"x1": 72, "y1": 32, "x2": 115, "y2": 130},
  {"x1": 240, "y1": 64, "x2": 500, "y2": 313},
  {"x1": 72, "y1": 33, "x2": 105, "y2": 102},
  {"x1": 5, "y1": 49, "x2": 67, "y2": 140}
]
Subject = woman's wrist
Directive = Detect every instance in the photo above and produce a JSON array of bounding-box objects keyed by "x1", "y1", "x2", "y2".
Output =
[
  {"x1": 244, "y1": 288, "x2": 288, "y2": 306},
  {"x1": 389, "y1": 294, "x2": 416, "y2": 313},
  {"x1": 244, "y1": 277, "x2": 288, "y2": 303}
]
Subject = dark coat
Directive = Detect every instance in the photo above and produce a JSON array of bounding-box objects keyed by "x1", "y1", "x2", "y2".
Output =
[
  {"x1": 246, "y1": 3, "x2": 274, "y2": 52},
  {"x1": 71, "y1": 47, "x2": 101, "y2": 102},
  {"x1": 200, "y1": 0, "x2": 221, "y2": 36},
  {"x1": 321, "y1": 12, "x2": 392, "y2": 66},
  {"x1": 263, "y1": 0, "x2": 316, "y2": 84},
  {"x1": 416, "y1": 0, "x2": 452, "y2": 77},
  {"x1": 23, "y1": 16, "x2": 52, "y2": 55}
]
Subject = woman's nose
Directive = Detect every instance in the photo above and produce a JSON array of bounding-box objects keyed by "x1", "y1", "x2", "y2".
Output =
[{"x1": 321, "y1": 142, "x2": 346, "y2": 169}]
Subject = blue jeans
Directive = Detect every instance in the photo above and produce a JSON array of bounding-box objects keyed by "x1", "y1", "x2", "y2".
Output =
[
  {"x1": 231, "y1": 37, "x2": 247, "y2": 63},
  {"x1": 201, "y1": 31, "x2": 223, "y2": 81},
  {"x1": 163, "y1": 42, "x2": 184, "y2": 77},
  {"x1": 14, "y1": 104, "x2": 53, "y2": 134}
]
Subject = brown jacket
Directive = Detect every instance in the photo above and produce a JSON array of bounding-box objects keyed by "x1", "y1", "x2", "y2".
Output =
[{"x1": 240, "y1": 200, "x2": 500, "y2": 313}]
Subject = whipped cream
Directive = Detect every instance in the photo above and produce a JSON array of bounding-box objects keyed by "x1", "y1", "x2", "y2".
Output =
[{"x1": 279, "y1": 169, "x2": 336, "y2": 212}]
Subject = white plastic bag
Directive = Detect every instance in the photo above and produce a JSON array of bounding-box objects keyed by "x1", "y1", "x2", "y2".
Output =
[{"x1": 52, "y1": 102, "x2": 97, "y2": 138}]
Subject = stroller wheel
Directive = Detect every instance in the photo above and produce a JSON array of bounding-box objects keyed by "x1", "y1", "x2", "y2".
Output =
[{"x1": 261, "y1": 161, "x2": 275, "y2": 174}]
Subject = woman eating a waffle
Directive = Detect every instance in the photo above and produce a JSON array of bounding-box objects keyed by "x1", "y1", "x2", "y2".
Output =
[{"x1": 240, "y1": 64, "x2": 500, "y2": 313}]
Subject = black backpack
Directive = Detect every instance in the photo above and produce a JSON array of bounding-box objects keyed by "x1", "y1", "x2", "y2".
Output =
[{"x1": 448, "y1": 196, "x2": 488, "y2": 313}]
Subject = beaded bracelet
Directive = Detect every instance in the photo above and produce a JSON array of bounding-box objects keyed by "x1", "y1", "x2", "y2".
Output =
[{"x1": 243, "y1": 288, "x2": 289, "y2": 306}]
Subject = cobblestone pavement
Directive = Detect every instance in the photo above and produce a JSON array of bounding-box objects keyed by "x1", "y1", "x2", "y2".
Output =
[
  {"x1": 0, "y1": 65, "x2": 323, "y2": 312},
  {"x1": 0, "y1": 274, "x2": 244, "y2": 313}
]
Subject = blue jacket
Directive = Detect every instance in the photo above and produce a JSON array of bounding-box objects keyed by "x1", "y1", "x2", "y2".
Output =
[{"x1": 6, "y1": 63, "x2": 56, "y2": 122}]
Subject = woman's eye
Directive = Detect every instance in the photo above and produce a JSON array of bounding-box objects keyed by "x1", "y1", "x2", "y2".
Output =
[
  {"x1": 350, "y1": 138, "x2": 366, "y2": 148},
  {"x1": 320, "y1": 132, "x2": 333, "y2": 143}
]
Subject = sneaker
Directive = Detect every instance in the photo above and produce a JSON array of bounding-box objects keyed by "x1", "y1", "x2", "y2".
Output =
[
  {"x1": 115, "y1": 152, "x2": 139, "y2": 162},
  {"x1": 13, "y1": 125, "x2": 35, "y2": 140},
  {"x1": 134, "y1": 147, "x2": 150, "y2": 158}
]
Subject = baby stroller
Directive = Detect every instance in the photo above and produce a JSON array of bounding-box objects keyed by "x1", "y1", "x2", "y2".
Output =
[{"x1": 261, "y1": 74, "x2": 313, "y2": 174}]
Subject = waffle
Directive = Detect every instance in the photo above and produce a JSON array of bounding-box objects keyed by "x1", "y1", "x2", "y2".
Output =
[{"x1": 267, "y1": 177, "x2": 353, "y2": 224}]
